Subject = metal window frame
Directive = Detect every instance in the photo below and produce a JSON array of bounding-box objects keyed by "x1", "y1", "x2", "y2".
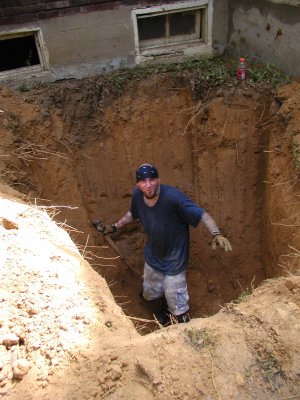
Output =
[
  {"x1": 132, "y1": 0, "x2": 213, "y2": 62},
  {"x1": 137, "y1": 9, "x2": 202, "y2": 47}
]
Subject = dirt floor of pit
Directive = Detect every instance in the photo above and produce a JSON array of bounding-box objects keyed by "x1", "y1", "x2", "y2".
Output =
[{"x1": 0, "y1": 71, "x2": 300, "y2": 399}]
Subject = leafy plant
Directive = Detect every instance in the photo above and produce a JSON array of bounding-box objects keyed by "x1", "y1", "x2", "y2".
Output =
[
  {"x1": 17, "y1": 83, "x2": 30, "y2": 93},
  {"x1": 247, "y1": 62, "x2": 290, "y2": 87}
]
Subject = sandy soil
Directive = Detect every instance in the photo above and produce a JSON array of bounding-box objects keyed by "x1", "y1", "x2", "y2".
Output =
[{"x1": 0, "y1": 71, "x2": 300, "y2": 399}]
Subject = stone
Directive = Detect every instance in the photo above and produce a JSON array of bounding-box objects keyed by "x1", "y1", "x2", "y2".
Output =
[
  {"x1": 2, "y1": 333, "x2": 19, "y2": 347},
  {"x1": 12, "y1": 359, "x2": 30, "y2": 380}
]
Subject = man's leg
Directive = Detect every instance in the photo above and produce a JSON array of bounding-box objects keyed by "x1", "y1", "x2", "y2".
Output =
[
  {"x1": 164, "y1": 271, "x2": 191, "y2": 324},
  {"x1": 142, "y1": 263, "x2": 171, "y2": 326},
  {"x1": 142, "y1": 262, "x2": 164, "y2": 300}
]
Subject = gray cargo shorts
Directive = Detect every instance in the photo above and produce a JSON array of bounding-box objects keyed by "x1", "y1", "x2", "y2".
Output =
[{"x1": 143, "y1": 262, "x2": 189, "y2": 316}]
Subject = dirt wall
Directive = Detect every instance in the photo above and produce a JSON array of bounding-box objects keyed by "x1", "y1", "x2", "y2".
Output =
[{"x1": 2, "y1": 73, "x2": 300, "y2": 323}]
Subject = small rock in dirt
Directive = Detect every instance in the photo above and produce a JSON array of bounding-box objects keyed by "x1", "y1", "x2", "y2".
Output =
[
  {"x1": 235, "y1": 372, "x2": 245, "y2": 386},
  {"x1": 0, "y1": 386, "x2": 9, "y2": 395},
  {"x1": 12, "y1": 359, "x2": 30, "y2": 380},
  {"x1": 26, "y1": 306, "x2": 38, "y2": 316},
  {"x1": 108, "y1": 365, "x2": 122, "y2": 381},
  {"x1": 135, "y1": 358, "x2": 162, "y2": 385},
  {"x1": 1, "y1": 218, "x2": 19, "y2": 230},
  {"x1": 1, "y1": 333, "x2": 19, "y2": 347},
  {"x1": 50, "y1": 358, "x2": 59, "y2": 366},
  {"x1": 285, "y1": 279, "x2": 295, "y2": 291},
  {"x1": 0, "y1": 370, "x2": 7, "y2": 382},
  {"x1": 13, "y1": 327, "x2": 26, "y2": 342},
  {"x1": 31, "y1": 340, "x2": 41, "y2": 350}
]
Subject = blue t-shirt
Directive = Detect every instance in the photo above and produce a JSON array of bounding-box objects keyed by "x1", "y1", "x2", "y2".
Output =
[{"x1": 130, "y1": 184, "x2": 205, "y2": 275}]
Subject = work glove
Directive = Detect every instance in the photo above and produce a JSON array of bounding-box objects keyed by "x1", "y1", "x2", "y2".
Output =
[
  {"x1": 212, "y1": 234, "x2": 232, "y2": 252},
  {"x1": 92, "y1": 220, "x2": 117, "y2": 235}
]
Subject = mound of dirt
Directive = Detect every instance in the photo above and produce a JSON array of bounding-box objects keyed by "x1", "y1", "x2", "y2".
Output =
[{"x1": 0, "y1": 73, "x2": 300, "y2": 399}]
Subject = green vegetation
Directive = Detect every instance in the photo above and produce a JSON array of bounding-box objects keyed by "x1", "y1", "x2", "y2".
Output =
[
  {"x1": 184, "y1": 327, "x2": 216, "y2": 349},
  {"x1": 247, "y1": 350, "x2": 285, "y2": 390},
  {"x1": 233, "y1": 277, "x2": 256, "y2": 304},
  {"x1": 247, "y1": 62, "x2": 290, "y2": 87},
  {"x1": 233, "y1": 287, "x2": 253, "y2": 304},
  {"x1": 17, "y1": 83, "x2": 30, "y2": 93},
  {"x1": 95, "y1": 56, "x2": 290, "y2": 102},
  {"x1": 31, "y1": 55, "x2": 290, "y2": 112}
]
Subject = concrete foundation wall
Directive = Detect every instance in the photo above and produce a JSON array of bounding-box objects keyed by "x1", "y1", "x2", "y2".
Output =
[
  {"x1": 1, "y1": 0, "x2": 300, "y2": 82},
  {"x1": 42, "y1": 7, "x2": 136, "y2": 79},
  {"x1": 228, "y1": 0, "x2": 300, "y2": 76},
  {"x1": 212, "y1": 0, "x2": 229, "y2": 54},
  {"x1": 0, "y1": 6, "x2": 136, "y2": 81},
  {"x1": 0, "y1": 1, "x2": 229, "y2": 83}
]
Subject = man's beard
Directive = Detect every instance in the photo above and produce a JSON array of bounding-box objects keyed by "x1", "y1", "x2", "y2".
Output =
[
  {"x1": 144, "y1": 185, "x2": 160, "y2": 200},
  {"x1": 144, "y1": 192, "x2": 156, "y2": 200}
]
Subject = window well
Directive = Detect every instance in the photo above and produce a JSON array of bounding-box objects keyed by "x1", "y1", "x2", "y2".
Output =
[
  {"x1": 0, "y1": 34, "x2": 40, "y2": 72},
  {"x1": 0, "y1": 29, "x2": 49, "y2": 81},
  {"x1": 132, "y1": 0, "x2": 213, "y2": 62}
]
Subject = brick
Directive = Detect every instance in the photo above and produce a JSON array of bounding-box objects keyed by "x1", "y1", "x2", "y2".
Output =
[
  {"x1": 59, "y1": 6, "x2": 80, "y2": 16},
  {"x1": 2, "y1": 7, "x2": 20, "y2": 16},
  {"x1": 121, "y1": 0, "x2": 139, "y2": 5},
  {"x1": 37, "y1": 9, "x2": 60, "y2": 18},
  {"x1": 0, "y1": 14, "x2": 23, "y2": 24},
  {"x1": 21, "y1": 12, "x2": 39, "y2": 21},
  {"x1": 4, "y1": 0, "x2": 17, "y2": 6},
  {"x1": 44, "y1": 0, "x2": 69, "y2": 9},
  {"x1": 21, "y1": 0, "x2": 39, "y2": 5},
  {"x1": 80, "y1": 0, "x2": 119, "y2": 12},
  {"x1": 69, "y1": 0, "x2": 86, "y2": 6}
]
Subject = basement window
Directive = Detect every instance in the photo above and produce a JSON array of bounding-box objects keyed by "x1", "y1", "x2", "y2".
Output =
[
  {"x1": 132, "y1": 0, "x2": 212, "y2": 62},
  {"x1": 0, "y1": 29, "x2": 49, "y2": 81}
]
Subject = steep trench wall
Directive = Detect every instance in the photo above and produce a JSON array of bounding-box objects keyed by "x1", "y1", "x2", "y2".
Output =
[
  {"x1": 0, "y1": 74, "x2": 286, "y2": 320},
  {"x1": 263, "y1": 82, "x2": 300, "y2": 277}
]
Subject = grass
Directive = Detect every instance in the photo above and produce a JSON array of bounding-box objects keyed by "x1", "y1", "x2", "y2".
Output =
[
  {"x1": 246, "y1": 350, "x2": 285, "y2": 391},
  {"x1": 184, "y1": 327, "x2": 216, "y2": 349},
  {"x1": 247, "y1": 62, "x2": 290, "y2": 87},
  {"x1": 233, "y1": 276, "x2": 256, "y2": 304},
  {"x1": 92, "y1": 55, "x2": 290, "y2": 103},
  {"x1": 30, "y1": 55, "x2": 290, "y2": 113},
  {"x1": 17, "y1": 83, "x2": 30, "y2": 93}
]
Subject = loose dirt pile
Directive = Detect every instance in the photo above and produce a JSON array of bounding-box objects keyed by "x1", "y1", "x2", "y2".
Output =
[{"x1": 0, "y1": 68, "x2": 300, "y2": 399}]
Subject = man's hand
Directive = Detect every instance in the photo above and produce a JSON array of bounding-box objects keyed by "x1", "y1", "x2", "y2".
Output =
[
  {"x1": 212, "y1": 234, "x2": 232, "y2": 252},
  {"x1": 92, "y1": 220, "x2": 117, "y2": 235}
]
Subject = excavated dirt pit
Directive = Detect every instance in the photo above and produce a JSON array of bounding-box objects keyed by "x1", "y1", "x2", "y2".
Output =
[{"x1": 1, "y1": 70, "x2": 300, "y2": 334}]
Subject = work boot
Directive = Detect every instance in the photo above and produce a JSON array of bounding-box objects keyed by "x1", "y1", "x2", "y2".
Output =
[
  {"x1": 174, "y1": 311, "x2": 191, "y2": 324},
  {"x1": 154, "y1": 297, "x2": 172, "y2": 327}
]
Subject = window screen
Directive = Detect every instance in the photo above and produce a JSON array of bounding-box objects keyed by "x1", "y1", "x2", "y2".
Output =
[
  {"x1": 169, "y1": 11, "x2": 197, "y2": 36},
  {"x1": 138, "y1": 15, "x2": 166, "y2": 40}
]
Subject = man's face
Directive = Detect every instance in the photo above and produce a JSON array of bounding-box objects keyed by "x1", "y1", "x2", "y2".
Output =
[{"x1": 137, "y1": 178, "x2": 160, "y2": 199}]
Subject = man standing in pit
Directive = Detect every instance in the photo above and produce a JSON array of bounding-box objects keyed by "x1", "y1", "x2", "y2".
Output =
[{"x1": 96, "y1": 163, "x2": 232, "y2": 326}]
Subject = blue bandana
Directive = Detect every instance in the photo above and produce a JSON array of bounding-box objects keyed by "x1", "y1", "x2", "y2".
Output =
[{"x1": 136, "y1": 165, "x2": 159, "y2": 182}]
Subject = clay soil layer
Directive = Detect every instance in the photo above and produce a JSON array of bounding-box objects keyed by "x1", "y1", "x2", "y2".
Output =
[{"x1": 0, "y1": 71, "x2": 300, "y2": 399}]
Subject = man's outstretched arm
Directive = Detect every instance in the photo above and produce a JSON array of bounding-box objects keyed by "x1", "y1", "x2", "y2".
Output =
[
  {"x1": 114, "y1": 210, "x2": 133, "y2": 229},
  {"x1": 92, "y1": 211, "x2": 133, "y2": 235},
  {"x1": 201, "y1": 211, "x2": 232, "y2": 252}
]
